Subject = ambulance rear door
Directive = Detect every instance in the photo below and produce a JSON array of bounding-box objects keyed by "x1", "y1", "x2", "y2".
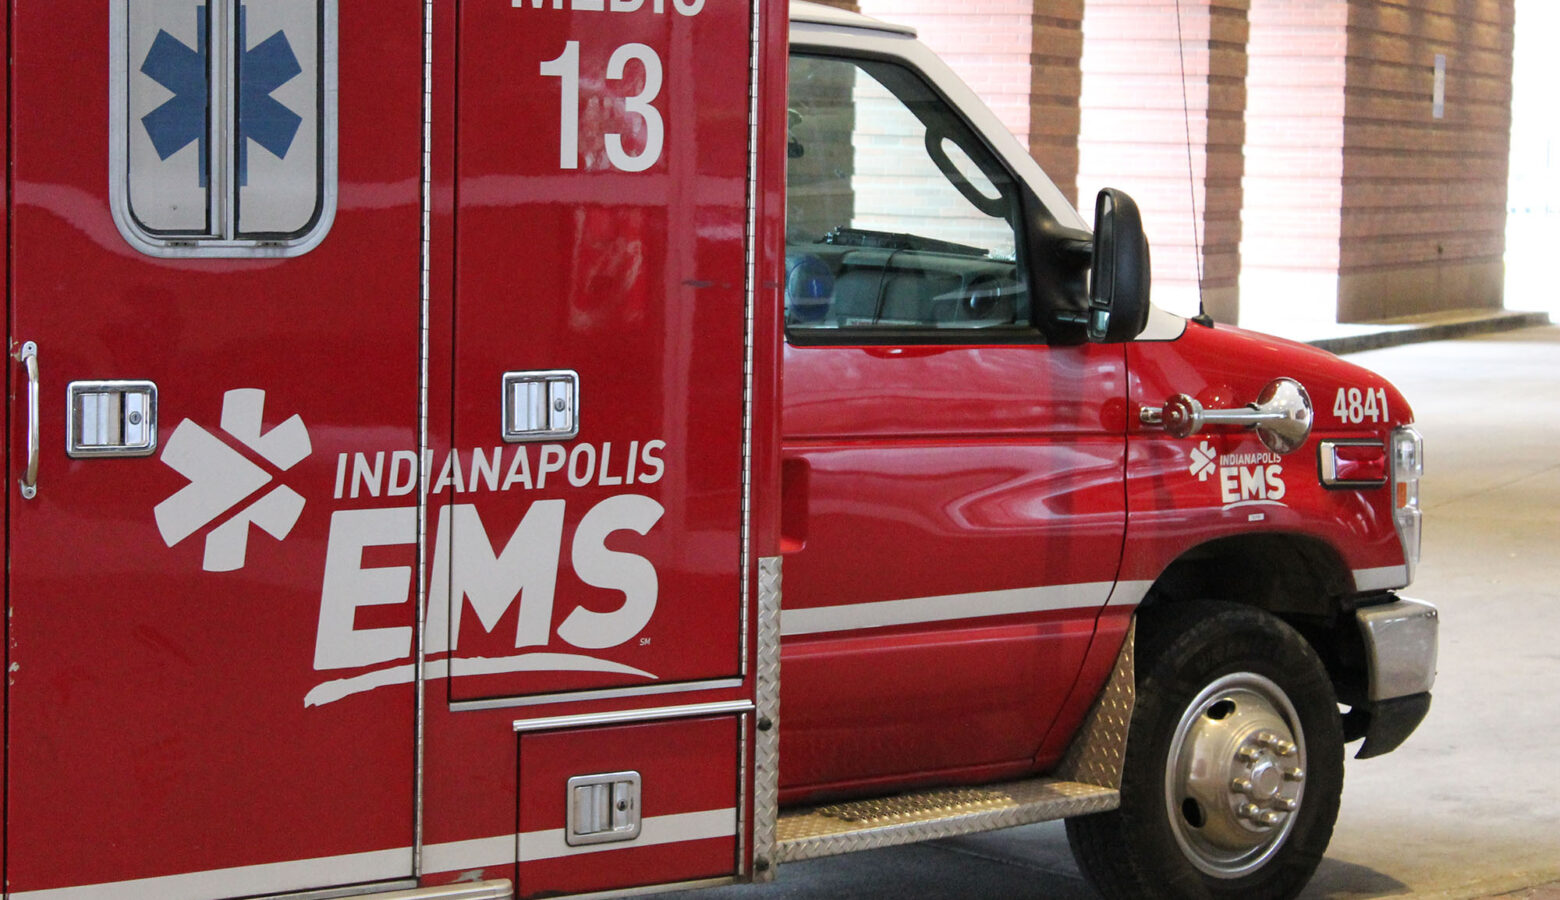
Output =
[
  {"x1": 6, "y1": 2, "x2": 423, "y2": 896},
  {"x1": 427, "y1": 1, "x2": 782, "y2": 895}
]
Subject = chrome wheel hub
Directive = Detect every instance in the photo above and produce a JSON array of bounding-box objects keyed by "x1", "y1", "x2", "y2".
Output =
[{"x1": 1165, "y1": 672, "x2": 1306, "y2": 878}]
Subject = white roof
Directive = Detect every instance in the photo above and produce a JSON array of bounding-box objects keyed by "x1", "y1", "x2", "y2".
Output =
[{"x1": 789, "y1": 1, "x2": 917, "y2": 37}]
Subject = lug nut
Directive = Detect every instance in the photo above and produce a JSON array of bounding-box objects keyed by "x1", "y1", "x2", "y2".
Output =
[
  {"x1": 1238, "y1": 803, "x2": 1260, "y2": 820},
  {"x1": 1272, "y1": 739, "x2": 1297, "y2": 757},
  {"x1": 1256, "y1": 731, "x2": 1277, "y2": 746},
  {"x1": 1231, "y1": 777, "x2": 1253, "y2": 795},
  {"x1": 1277, "y1": 797, "x2": 1298, "y2": 812},
  {"x1": 1284, "y1": 767, "x2": 1306, "y2": 783},
  {"x1": 1237, "y1": 745, "x2": 1261, "y2": 763},
  {"x1": 1257, "y1": 811, "x2": 1283, "y2": 826}
]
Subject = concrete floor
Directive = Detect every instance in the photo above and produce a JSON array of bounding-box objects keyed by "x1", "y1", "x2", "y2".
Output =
[{"x1": 678, "y1": 326, "x2": 1560, "y2": 900}]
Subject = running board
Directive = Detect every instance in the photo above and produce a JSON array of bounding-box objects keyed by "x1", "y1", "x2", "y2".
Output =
[{"x1": 775, "y1": 777, "x2": 1119, "y2": 863}]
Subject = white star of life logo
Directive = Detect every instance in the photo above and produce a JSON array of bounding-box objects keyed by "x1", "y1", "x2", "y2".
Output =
[
  {"x1": 1189, "y1": 440, "x2": 1218, "y2": 481},
  {"x1": 154, "y1": 389, "x2": 312, "y2": 572}
]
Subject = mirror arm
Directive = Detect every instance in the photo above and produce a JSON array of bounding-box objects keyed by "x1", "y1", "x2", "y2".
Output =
[{"x1": 1139, "y1": 379, "x2": 1314, "y2": 455}]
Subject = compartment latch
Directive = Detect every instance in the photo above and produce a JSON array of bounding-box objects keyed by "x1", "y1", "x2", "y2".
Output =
[
  {"x1": 503, "y1": 369, "x2": 579, "y2": 442},
  {"x1": 566, "y1": 771, "x2": 642, "y2": 846}
]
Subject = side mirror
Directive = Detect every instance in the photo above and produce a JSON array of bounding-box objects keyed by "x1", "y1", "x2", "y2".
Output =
[{"x1": 1086, "y1": 188, "x2": 1151, "y2": 343}]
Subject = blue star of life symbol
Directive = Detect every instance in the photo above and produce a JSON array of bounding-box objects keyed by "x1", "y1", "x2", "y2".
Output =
[{"x1": 140, "y1": 4, "x2": 304, "y2": 187}]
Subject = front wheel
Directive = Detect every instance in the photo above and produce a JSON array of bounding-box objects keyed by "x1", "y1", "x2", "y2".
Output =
[{"x1": 1066, "y1": 602, "x2": 1344, "y2": 900}]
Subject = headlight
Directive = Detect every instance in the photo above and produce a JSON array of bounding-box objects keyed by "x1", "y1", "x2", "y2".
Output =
[{"x1": 1390, "y1": 426, "x2": 1423, "y2": 583}]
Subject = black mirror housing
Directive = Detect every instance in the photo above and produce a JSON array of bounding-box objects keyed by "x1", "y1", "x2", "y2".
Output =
[{"x1": 1086, "y1": 188, "x2": 1152, "y2": 343}]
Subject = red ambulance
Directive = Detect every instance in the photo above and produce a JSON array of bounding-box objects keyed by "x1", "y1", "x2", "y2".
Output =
[{"x1": 3, "y1": 2, "x2": 1435, "y2": 899}]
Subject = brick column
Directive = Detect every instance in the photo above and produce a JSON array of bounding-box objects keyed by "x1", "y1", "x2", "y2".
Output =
[
  {"x1": 1335, "y1": 0, "x2": 1514, "y2": 321},
  {"x1": 1030, "y1": 3, "x2": 1086, "y2": 207},
  {"x1": 1243, "y1": 0, "x2": 1515, "y2": 326},
  {"x1": 1078, "y1": 0, "x2": 1250, "y2": 323}
]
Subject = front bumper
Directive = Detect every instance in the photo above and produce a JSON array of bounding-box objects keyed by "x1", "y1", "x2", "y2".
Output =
[{"x1": 1350, "y1": 597, "x2": 1438, "y2": 759}]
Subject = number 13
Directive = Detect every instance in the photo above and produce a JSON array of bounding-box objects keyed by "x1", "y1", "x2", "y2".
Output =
[{"x1": 540, "y1": 41, "x2": 665, "y2": 173}]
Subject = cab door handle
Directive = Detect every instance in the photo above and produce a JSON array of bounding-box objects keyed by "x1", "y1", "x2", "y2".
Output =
[{"x1": 780, "y1": 457, "x2": 809, "y2": 554}]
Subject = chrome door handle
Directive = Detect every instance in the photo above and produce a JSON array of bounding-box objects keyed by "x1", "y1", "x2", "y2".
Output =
[{"x1": 18, "y1": 341, "x2": 38, "y2": 499}]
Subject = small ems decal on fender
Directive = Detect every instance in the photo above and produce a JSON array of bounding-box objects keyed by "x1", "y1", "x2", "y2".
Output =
[{"x1": 1190, "y1": 440, "x2": 1289, "y2": 511}]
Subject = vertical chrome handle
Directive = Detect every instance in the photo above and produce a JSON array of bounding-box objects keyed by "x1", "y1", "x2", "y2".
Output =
[{"x1": 19, "y1": 341, "x2": 38, "y2": 499}]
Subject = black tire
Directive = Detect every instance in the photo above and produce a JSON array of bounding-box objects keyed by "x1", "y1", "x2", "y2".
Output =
[{"x1": 1066, "y1": 601, "x2": 1344, "y2": 900}]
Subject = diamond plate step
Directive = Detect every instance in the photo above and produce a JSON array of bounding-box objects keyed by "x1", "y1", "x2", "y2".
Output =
[{"x1": 775, "y1": 777, "x2": 1119, "y2": 863}]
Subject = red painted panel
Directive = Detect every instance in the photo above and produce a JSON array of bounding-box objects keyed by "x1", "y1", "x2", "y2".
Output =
[
  {"x1": 419, "y1": 0, "x2": 780, "y2": 889},
  {"x1": 446, "y1": 0, "x2": 753, "y2": 701},
  {"x1": 1124, "y1": 325, "x2": 1410, "y2": 585},
  {"x1": 780, "y1": 615, "x2": 1095, "y2": 799},
  {"x1": 779, "y1": 342, "x2": 1128, "y2": 794},
  {"x1": 517, "y1": 716, "x2": 739, "y2": 898},
  {"x1": 6, "y1": 2, "x2": 421, "y2": 894}
]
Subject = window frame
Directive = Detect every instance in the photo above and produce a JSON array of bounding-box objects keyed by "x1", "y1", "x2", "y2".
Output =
[
  {"x1": 783, "y1": 48, "x2": 1047, "y2": 348},
  {"x1": 109, "y1": 0, "x2": 338, "y2": 259}
]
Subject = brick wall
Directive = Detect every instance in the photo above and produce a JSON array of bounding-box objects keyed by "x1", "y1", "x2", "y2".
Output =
[
  {"x1": 804, "y1": 1, "x2": 1517, "y2": 325},
  {"x1": 1079, "y1": 0, "x2": 1250, "y2": 322},
  {"x1": 1335, "y1": 0, "x2": 1514, "y2": 321}
]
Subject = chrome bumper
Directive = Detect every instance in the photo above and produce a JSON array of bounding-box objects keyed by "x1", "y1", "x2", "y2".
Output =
[
  {"x1": 1351, "y1": 597, "x2": 1437, "y2": 759},
  {"x1": 1356, "y1": 597, "x2": 1438, "y2": 701}
]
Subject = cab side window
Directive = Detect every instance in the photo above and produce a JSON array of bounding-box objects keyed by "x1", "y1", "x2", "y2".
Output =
[{"x1": 785, "y1": 54, "x2": 1032, "y2": 341}]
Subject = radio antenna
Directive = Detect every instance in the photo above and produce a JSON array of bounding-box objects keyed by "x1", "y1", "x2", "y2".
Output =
[{"x1": 1175, "y1": 0, "x2": 1215, "y2": 327}]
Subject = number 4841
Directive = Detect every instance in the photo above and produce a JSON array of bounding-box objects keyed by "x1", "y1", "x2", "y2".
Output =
[{"x1": 1333, "y1": 387, "x2": 1389, "y2": 424}]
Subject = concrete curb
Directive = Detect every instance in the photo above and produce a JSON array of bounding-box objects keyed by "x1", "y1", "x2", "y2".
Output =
[{"x1": 1309, "y1": 311, "x2": 1552, "y2": 355}]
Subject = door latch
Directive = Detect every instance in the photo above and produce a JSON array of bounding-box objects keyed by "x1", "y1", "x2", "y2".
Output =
[
  {"x1": 565, "y1": 771, "x2": 641, "y2": 846},
  {"x1": 67, "y1": 381, "x2": 158, "y2": 457},
  {"x1": 503, "y1": 370, "x2": 579, "y2": 442}
]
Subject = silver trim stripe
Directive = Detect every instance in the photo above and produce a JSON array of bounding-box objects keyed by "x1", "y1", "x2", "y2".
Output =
[
  {"x1": 1106, "y1": 580, "x2": 1153, "y2": 608},
  {"x1": 425, "y1": 808, "x2": 737, "y2": 870},
  {"x1": 449, "y1": 676, "x2": 745, "y2": 713},
  {"x1": 781, "y1": 581, "x2": 1139, "y2": 637},
  {"x1": 519, "y1": 809, "x2": 736, "y2": 863},
  {"x1": 9, "y1": 849, "x2": 411, "y2": 900},
  {"x1": 13, "y1": 811, "x2": 734, "y2": 899},
  {"x1": 1354, "y1": 565, "x2": 1409, "y2": 592},
  {"x1": 513, "y1": 699, "x2": 753, "y2": 733}
]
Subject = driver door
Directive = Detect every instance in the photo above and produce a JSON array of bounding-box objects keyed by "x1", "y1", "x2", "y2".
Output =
[{"x1": 778, "y1": 52, "x2": 1129, "y2": 792}]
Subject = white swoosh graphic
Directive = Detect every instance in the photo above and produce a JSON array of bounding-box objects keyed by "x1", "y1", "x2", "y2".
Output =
[{"x1": 304, "y1": 653, "x2": 657, "y2": 707}]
